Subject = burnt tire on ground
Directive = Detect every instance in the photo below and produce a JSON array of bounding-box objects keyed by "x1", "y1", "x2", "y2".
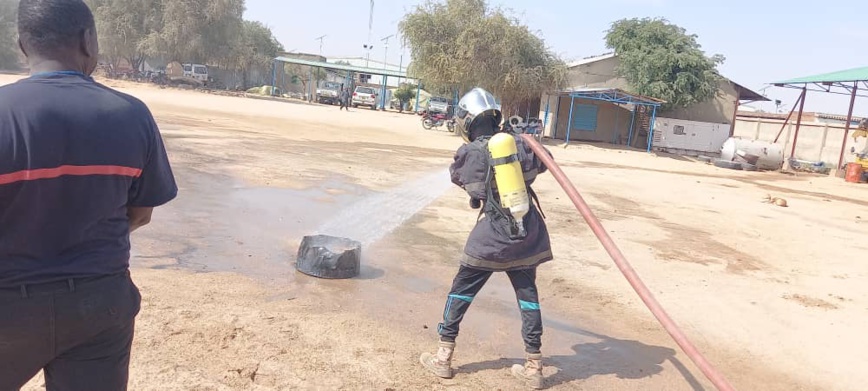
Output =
[
  {"x1": 740, "y1": 162, "x2": 758, "y2": 171},
  {"x1": 713, "y1": 159, "x2": 743, "y2": 170},
  {"x1": 296, "y1": 235, "x2": 361, "y2": 279}
]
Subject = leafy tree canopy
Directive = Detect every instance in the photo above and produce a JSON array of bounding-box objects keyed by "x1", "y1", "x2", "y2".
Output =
[
  {"x1": 399, "y1": 0, "x2": 566, "y2": 113},
  {"x1": 605, "y1": 17, "x2": 725, "y2": 109},
  {"x1": 83, "y1": 0, "x2": 280, "y2": 80}
]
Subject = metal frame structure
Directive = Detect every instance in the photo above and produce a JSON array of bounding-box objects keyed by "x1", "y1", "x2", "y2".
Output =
[
  {"x1": 771, "y1": 66, "x2": 868, "y2": 170},
  {"x1": 271, "y1": 56, "x2": 423, "y2": 112},
  {"x1": 557, "y1": 88, "x2": 664, "y2": 152}
]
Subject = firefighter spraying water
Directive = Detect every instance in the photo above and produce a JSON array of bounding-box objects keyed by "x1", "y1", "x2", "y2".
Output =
[{"x1": 419, "y1": 88, "x2": 554, "y2": 390}]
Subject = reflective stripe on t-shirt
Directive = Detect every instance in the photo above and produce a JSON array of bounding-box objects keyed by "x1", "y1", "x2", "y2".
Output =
[{"x1": 0, "y1": 73, "x2": 178, "y2": 287}]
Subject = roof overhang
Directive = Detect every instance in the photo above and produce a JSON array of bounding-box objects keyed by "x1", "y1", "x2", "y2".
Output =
[
  {"x1": 274, "y1": 56, "x2": 411, "y2": 79},
  {"x1": 730, "y1": 81, "x2": 770, "y2": 102},
  {"x1": 557, "y1": 87, "x2": 664, "y2": 106},
  {"x1": 773, "y1": 66, "x2": 868, "y2": 85},
  {"x1": 771, "y1": 66, "x2": 868, "y2": 98}
]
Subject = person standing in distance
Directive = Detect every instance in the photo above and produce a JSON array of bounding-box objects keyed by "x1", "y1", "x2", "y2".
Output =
[
  {"x1": 340, "y1": 87, "x2": 351, "y2": 111},
  {"x1": 0, "y1": 1, "x2": 178, "y2": 390},
  {"x1": 420, "y1": 88, "x2": 554, "y2": 389}
]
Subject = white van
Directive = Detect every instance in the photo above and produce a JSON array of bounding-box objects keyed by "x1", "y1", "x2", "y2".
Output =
[{"x1": 182, "y1": 64, "x2": 208, "y2": 83}]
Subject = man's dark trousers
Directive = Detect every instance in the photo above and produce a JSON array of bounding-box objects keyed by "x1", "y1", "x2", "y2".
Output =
[
  {"x1": 437, "y1": 265, "x2": 543, "y2": 354},
  {"x1": 0, "y1": 272, "x2": 141, "y2": 391}
]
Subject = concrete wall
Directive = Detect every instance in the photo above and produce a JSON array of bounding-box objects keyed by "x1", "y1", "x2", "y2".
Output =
[
  {"x1": 658, "y1": 80, "x2": 738, "y2": 125},
  {"x1": 539, "y1": 93, "x2": 559, "y2": 137},
  {"x1": 566, "y1": 56, "x2": 629, "y2": 90},
  {"x1": 551, "y1": 96, "x2": 634, "y2": 144},
  {"x1": 733, "y1": 117, "x2": 866, "y2": 168}
]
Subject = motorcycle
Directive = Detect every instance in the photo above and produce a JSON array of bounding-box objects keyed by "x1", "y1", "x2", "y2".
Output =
[
  {"x1": 505, "y1": 115, "x2": 543, "y2": 141},
  {"x1": 421, "y1": 111, "x2": 455, "y2": 132}
]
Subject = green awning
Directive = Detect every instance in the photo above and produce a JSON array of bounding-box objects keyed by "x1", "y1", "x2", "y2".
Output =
[{"x1": 774, "y1": 66, "x2": 868, "y2": 85}]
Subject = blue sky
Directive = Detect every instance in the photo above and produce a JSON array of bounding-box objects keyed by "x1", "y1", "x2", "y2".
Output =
[{"x1": 244, "y1": 0, "x2": 867, "y2": 115}]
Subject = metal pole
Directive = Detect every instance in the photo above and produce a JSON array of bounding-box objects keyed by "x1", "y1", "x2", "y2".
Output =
[
  {"x1": 307, "y1": 67, "x2": 312, "y2": 102},
  {"x1": 414, "y1": 82, "x2": 421, "y2": 113},
  {"x1": 790, "y1": 86, "x2": 807, "y2": 161},
  {"x1": 271, "y1": 60, "x2": 277, "y2": 96},
  {"x1": 627, "y1": 105, "x2": 637, "y2": 147},
  {"x1": 520, "y1": 134, "x2": 737, "y2": 391},
  {"x1": 315, "y1": 35, "x2": 326, "y2": 56},
  {"x1": 381, "y1": 76, "x2": 387, "y2": 110},
  {"x1": 565, "y1": 96, "x2": 575, "y2": 146},
  {"x1": 613, "y1": 106, "x2": 620, "y2": 144},
  {"x1": 553, "y1": 96, "x2": 560, "y2": 139},
  {"x1": 837, "y1": 83, "x2": 858, "y2": 170},
  {"x1": 647, "y1": 105, "x2": 658, "y2": 152},
  {"x1": 729, "y1": 101, "x2": 740, "y2": 138},
  {"x1": 774, "y1": 90, "x2": 804, "y2": 143}
]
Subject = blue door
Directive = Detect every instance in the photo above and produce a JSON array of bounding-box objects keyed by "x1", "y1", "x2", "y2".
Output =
[{"x1": 571, "y1": 104, "x2": 598, "y2": 132}]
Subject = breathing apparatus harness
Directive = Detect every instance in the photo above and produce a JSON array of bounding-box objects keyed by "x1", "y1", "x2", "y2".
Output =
[{"x1": 471, "y1": 132, "x2": 545, "y2": 240}]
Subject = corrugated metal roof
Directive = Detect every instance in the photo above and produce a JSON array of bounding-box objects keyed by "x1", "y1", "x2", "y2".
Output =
[
  {"x1": 557, "y1": 87, "x2": 665, "y2": 105},
  {"x1": 774, "y1": 66, "x2": 868, "y2": 85},
  {"x1": 274, "y1": 56, "x2": 411, "y2": 79},
  {"x1": 567, "y1": 53, "x2": 617, "y2": 68}
]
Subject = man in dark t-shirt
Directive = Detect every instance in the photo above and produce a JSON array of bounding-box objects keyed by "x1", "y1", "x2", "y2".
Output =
[{"x1": 0, "y1": 1, "x2": 177, "y2": 390}]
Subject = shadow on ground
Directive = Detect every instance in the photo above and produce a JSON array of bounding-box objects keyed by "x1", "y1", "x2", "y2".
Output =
[{"x1": 457, "y1": 318, "x2": 706, "y2": 390}]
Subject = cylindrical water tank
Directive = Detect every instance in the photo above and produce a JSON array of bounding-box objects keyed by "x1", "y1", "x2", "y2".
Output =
[{"x1": 720, "y1": 138, "x2": 784, "y2": 171}]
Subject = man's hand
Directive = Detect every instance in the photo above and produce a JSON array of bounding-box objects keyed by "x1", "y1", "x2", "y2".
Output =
[{"x1": 127, "y1": 207, "x2": 153, "y2": 233}]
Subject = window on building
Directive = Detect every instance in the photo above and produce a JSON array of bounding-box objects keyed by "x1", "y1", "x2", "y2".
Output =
[
  {"x1": 673, "y1": 125, "x2": 686, "y2": 135},
  {"x1": 570, "y1": 104, "x2": 598, "y2": 132}
]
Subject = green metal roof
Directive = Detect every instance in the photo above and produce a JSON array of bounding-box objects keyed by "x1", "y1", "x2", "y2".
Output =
[
  {"x1": 274, "y1": 56, "x2": 411, "y2": 79},
  {"x1": 774, "y1": 66, "x2": 868, "y2": 85}
]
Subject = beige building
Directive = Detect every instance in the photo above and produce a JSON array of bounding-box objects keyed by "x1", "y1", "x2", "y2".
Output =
[{"x1": 540, "y1": 53, "x2": 766, "y2": 153}]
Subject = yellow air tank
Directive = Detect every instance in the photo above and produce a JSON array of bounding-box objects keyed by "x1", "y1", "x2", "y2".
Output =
[{"x1": 488, "y1": 132, "x2": 530, "y2": 236}]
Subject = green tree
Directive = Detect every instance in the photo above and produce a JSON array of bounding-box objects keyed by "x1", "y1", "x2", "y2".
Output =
[
  {"x1": 140, "y1": 0, "x2": 244, "y2": 64},
  {"x1": 399, "y1": 0, "x2": 566, "y2": 113},
  {"x1": 605, "y1": 17, "x2": 725, "y2": 109},
  {"x1": 88, "y1": 0, "x2": 162, "y2": 70},
  {"x1": 0, "y1": 0, "x2": 19, "y2": 70},
  {"x1": 226, "y1": 20, "x2": 283, "y2": 88},
  {"x1": 393, "y1": 83, "x2": 417, "y2": 112}
]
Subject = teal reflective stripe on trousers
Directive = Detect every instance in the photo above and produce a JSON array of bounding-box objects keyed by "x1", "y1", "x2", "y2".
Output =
[
  {"x1": 448, "y1": 294, "x2": 474, "y2": 303},
  {"x1": 519, "y1": 299, "x2": 540, "y2": 311}
]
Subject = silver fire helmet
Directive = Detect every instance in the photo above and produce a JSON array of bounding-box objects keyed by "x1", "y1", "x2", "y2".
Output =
[{"x1": 454, "y1": 87, "x2": 503, "y2": 142}]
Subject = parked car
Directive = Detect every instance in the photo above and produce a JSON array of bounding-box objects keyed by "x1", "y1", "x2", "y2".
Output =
[
  {"x1": 427, "y1": 96, "x2": 450, "y2": 113},
  {"x1": 352, "y1": 86, "x2": 378, "y2": 110}
]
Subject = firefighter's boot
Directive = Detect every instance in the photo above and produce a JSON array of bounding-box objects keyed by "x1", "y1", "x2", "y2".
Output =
[
  {"x1": 511, "y1": 352, "x2": 544, "y2": 389},
  {"x1": 420, "y1": 340, "x2": 455, "y2": 379}
]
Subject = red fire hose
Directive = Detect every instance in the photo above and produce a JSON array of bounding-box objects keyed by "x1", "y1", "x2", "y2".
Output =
[{"x1": 521, "y1": 134, "x2": 736, "y2": 391}]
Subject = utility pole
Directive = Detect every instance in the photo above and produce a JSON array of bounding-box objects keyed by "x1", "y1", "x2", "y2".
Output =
[
  {"x1": 314, "y1": 35, "x2": 326, "y2": 57},
  {"x1": 365, "y1": 0, "x2": 374, "y2": 67},
  {"x1": 397, "y1": 33, "x2": 404, "y2": 84},
  {"x1": 381, "y1": 34, "x2": 393, "y2": 70}
]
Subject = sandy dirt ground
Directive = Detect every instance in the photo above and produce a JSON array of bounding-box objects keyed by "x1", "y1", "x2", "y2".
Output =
[{"x1": 3, "y1": 74, "x2": 866, "y2": 391}]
